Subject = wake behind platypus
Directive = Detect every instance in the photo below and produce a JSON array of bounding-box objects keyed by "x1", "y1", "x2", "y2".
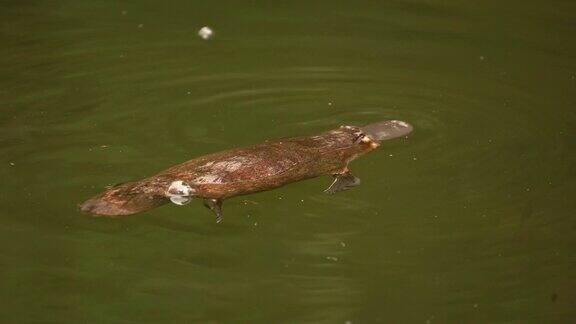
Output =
[{"x1": 80, "y1": 120, "x2": 413, "y2": 223}]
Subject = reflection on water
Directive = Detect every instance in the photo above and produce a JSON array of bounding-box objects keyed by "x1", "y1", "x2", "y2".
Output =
[{"x1": 1, "y1": 0, "x2": 575, "y2": 322}]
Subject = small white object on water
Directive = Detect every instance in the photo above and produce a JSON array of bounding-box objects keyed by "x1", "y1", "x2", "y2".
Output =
[
  {"x1": 170, "y1": 196, "x2": 191, "y2": 205},
  {"x1": 166, "y1": 180, "x2": 195, "y2": 205},
  {"x1": 198, "y1": 26, "x2": 214, "y2": 40}
]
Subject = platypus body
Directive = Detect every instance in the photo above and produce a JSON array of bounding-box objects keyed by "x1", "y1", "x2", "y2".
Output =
[{"x1": 80, "y1": 120, "x2": 412, "y2": 222}]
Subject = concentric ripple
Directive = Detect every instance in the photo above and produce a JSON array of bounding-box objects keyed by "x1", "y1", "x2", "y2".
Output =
[{"x1": 1, "y1": 0, "x2": 575, "y2": 322}]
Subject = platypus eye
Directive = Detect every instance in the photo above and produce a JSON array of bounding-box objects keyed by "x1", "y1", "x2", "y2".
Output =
[
  {"x1": 354, "y1": 133, "x2": 366, "y2": 143},
  {"x1": 354, "y1": 133, "x2": 376, "y2": 145}
]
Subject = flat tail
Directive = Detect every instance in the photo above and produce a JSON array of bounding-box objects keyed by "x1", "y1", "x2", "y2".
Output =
[
  {"x1": 361, "y1": 120, "x2": 413, "y2": 142},
  {"x1": 79, "y1": 181, "x2": 168, "y2": 217}
]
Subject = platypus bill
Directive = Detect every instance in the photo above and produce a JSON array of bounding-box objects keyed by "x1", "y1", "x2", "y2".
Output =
[{"x1": 80, "y1": 120, "x2": 413, "y2": 223}]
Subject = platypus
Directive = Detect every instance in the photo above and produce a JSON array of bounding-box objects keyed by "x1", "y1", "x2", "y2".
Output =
[{"x1": 80, "y1": 120, "x2": 412, "y2": 222}]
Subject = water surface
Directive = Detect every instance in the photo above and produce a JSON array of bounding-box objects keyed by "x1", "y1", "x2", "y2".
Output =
[{"x1": 1, "y1": 0, "x2": 575, "y2": 322}]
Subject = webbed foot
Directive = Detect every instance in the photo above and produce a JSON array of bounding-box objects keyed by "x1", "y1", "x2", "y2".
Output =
[
  {"x1": 203, "y1": 198, "x2": 223, "y2": 223},
  {"x1": 324, "y1": 172, "x2": 361, "y2": 194}
]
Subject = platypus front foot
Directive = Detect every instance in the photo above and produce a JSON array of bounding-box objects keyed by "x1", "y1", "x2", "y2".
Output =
[
  {"x1": 324, "y1": 172, "x2": 361, "y2": 194},
  {"x1": 203, "y1": 198, "x2": 223, "y2": 223}
]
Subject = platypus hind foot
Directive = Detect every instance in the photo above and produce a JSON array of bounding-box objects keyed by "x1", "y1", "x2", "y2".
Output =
[
  {"x1": 203, "y1": 198, "x2": 223, "y2": 223},
  {"x1": 324, "y1": 172, "x2": 361, "y2": 194}
]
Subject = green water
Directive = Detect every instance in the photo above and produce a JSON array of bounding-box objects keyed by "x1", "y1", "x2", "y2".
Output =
[{"x1": 1, "y1": 0, "x2": 575, "y2": 322}]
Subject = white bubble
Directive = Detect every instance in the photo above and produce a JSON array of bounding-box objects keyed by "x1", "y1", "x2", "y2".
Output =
[
  {"x1": 170, "y1": 196, "x2": 191, "y2": 205},
  {"x1": 198, "y1": 26, "x2": 214, "y2": 40},
  {"x1": 166, "y1": 180, "x2": 195, "y2": 205}
]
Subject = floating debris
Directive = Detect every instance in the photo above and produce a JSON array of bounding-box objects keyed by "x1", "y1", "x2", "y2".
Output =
[
  {"x1": 198, "y1": 26, "x2": 214, "y2": 40},
  {"x1": 326, "y1": 256, "x2": 339, "y2": 262}
]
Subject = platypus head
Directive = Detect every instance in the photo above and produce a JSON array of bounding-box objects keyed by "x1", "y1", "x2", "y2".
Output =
[{"x1": 360, "y1": 120, "x2": 413, "y2": 143}]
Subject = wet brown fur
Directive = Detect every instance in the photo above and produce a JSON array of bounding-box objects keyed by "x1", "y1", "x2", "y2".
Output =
[{"x1": 80, "y1": 126, "x2": 378, "y2": 216}]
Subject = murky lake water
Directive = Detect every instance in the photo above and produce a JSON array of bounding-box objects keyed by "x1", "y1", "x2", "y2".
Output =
[{"x1": 1, "y1": 0, "x2": 575, "y2": 322}]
